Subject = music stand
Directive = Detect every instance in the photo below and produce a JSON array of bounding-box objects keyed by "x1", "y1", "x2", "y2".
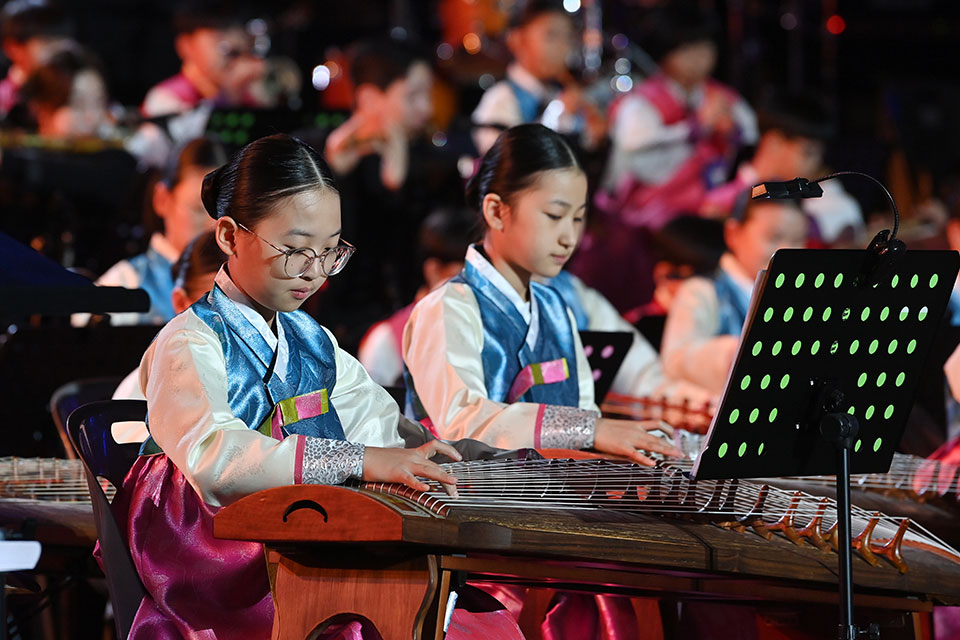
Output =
[
  {"x1": 693, "y1": 247, "x2": 960, "y2": 639},
  {"x1": 579, "y1": 330, "x2": 633, "y2": 402}
]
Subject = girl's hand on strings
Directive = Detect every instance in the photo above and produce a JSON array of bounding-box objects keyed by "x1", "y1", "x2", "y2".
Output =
[
  {"x1": 593, "y1": 418, "x2": 683, "y2": 467},
  {"x1": 363, "y1": 440, "x2": 461, "y2": 497}
]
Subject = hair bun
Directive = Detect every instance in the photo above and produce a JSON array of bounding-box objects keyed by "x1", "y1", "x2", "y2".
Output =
[{"x1": 200, "y1": 166, "x2": 222, "y2": 219}]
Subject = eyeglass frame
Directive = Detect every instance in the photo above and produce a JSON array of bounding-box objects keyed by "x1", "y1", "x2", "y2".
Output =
[{"x1": 235, "y1": 221, "x2": 356, "y2": 278}]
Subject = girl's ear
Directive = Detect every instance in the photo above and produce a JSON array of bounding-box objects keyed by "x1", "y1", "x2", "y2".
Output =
[
  {"x1": 215, "y1": 217, "x2": 240, "y2": 256},
  {"x1": 152, "y1": 181, "x2": 172, "y2": 221},
  {"x1": 481, "y1": 193, "x2": 506, "y2": 232},
  {"x1": 171, "y1": 286, "x2": 192, "y2": 314}
]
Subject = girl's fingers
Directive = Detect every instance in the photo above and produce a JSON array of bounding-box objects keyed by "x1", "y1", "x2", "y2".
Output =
[
  {"x1": 410, "y1": 461, "x2": 458, "y2": 487},
  {"x1": 634, "y1": 434, "x2": 683, "y2": 458},
  {"x1": 623, "y1": 449, "x2": 657, "y2": 467},
  {"x1": 644, "y1": 420, "x2": 674, "y2": 437},
  {"x1": 420, "y1": 439, "x2": 463, "y2": 462}
]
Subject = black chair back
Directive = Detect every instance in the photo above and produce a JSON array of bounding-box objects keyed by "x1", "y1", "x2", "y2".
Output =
[{"x1": 65, "y1": 400, "x2": 147, "y2": 640}]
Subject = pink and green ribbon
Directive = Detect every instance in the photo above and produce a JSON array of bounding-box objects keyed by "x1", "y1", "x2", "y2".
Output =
[{"x1": 507, "y1": 358, "x2": 570, "y2": 403}]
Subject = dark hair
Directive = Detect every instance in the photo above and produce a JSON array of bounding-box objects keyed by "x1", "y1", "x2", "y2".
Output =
[
  {"x1": 0, "y1": 0, "x2": 69, "y2": 42},
  {"x1": 201, "y1": 133, "x2": 337, "y2": 226},
  {"x1": 20, "y1": 46, "x2": 101, "y2": 111},
  {"x1": 349, "y1": 39, "x2": 425, "y2": 92},
  {"x1": 417, "y1": 207, "x2": 478, "y2": 265},
  {"x1": 172, "y1": 0, "x2": 249, "y2": 35},
  {"x1": 642, "y1": 3, "x2": 719, "y2": 62},
  {"x1": 162, "y1": 136, "x2": 228, "y2": 188},
  {"x1": 651, "y1": 215, "x2": 724, "y2": 275},
  {"x1": 757, "y1": 90, "x2": 835, "y2": 142},
  {"x1": 509, "y1": 0, "x2": 573, "y2": 29},
  {"x1": 465, "y1": 123, "x2": 581, "y2": 219},
  {"x1": 171, "y1": 230, "x2": 226, "y2": 295}
]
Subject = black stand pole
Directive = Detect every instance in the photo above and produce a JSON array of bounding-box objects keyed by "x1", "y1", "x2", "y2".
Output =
[{"x1": 821, "y1": 410, "x2": 866, "y2": 640}]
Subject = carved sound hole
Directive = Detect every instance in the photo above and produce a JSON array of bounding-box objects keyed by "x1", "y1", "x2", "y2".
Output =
[{"x1": 282, "y1": 500, "x2": 329, "y2": 523}]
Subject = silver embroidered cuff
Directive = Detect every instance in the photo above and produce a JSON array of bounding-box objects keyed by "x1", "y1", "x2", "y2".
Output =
[
  {"x1": 302, "y1": 438, "x2": 365, "y2": 485},
  {"x1": 539, "y1": 405, "x2": 598, "y2": 450}
]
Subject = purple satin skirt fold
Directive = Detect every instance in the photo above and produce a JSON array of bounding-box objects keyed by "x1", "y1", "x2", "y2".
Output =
[
  {"x1": 117, "y1": 454, "x2": 524, "y2": 639},
  {"x1": 118, "y1": 454, "x2": 275, "y2": 640}
]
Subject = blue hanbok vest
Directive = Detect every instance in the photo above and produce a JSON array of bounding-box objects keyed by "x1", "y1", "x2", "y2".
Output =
[
  {"x1": 546, "y1": 270, "x2": 589, "y2": 330},
  {"x1": 126, "y1": 247, "x2": 176, "y2": 325},
  {"x1": 141, "y1": 284, "x2": 345, "y2": 455},
  {"x1": 405, "y1": 260, "x2": 581, "y2": 421},
  {"x1": 714, "y1": 270, "x2": 751, "y2": 337}
]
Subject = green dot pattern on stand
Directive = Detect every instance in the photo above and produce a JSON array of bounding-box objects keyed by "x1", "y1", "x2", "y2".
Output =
[
  {"x1": 931, "y1": 274, "x2": 940, "y2": 288},
  {"x1": 768, "y1": 408, "x2": 778, "y2": 422},
  {"x1": 783, "y1": 307, "x2": 794, "y2": 322},
  {"x1": 772, "y1": 341, "x2": 782, "y2": 356},
  {"x1": 834, "y1": 273, "x2": 844, "y2": 288},
  {"x1": 760, "y1": 374, "x2": 770, "y2": 390},
  {"x1": 780, "y1": 374, "x2": 790, "y2": 389},
  {"x1": 741, "y1": 375, "x2": 751, "y2": 391},
  {"x1": 729, "y1": 409, "x2": 739, "y2": 424},
  {"x1": 830, "y1": 341, "x2": 839, "y2": 354},
  {"x1": 848, "y1": 406, "x2": 855, "y2": 415},
  {"x1": 892, "y1": 274, "x2": 899, "y2": 288},
  {"x1": 884, "y1": 405, "x2": 894, "y2": 420},
  {"x1": 842, "y1": 307, "x2": 851, "y2": 321},
  {"x1": 803, "y1": 307, "x2": 813, "y2": 322},
  {"x1": 873, "y1": 437, "x2": 882, "y2": 452},
  {"x1": 791, "y1": 340, "x2": 801, "y2": 355},
  {"x1": 857, "y1": 373, "x2": 867, "y2": 388},
  {"x1": 855, "y1": 439, "x2": 862, "y2": 452},
  {"x1": 910, "y1": 274, "x2": 919, "y2": 288},
  {"x1": 749, "y1": 408, "x2": 759, "y2": 423},
  {"x1": 876, "y1": 372, "x2": 887, "y2": 387},
  {"x1": 860, "y1": 307, "x2": 870, "y2": 322},
  {"x1": 811, "y1": 340, "x2": 821, "y2": 355},
  {"x1": 907, "y1": 339, "x2": 917, "y2": 354},
  {"x1": 795, "y1": 273, "x2": 805, "y2": 288},
  {"x1": 919, "y1": 306, "x2": 929, "y2": 321},
  {"x1": 899, "y1": 306, "x2": 909, "y2": 321},
  {"x1": 869, "y1": 339, "x2": 879, "y2": 355},
  {"x1": 849, "y1": 339, "x2": 859, "y2": 355},
  {"x1": 738, "y1": 442, "x2": 747, "y2": 457},
  {"x1": 896, "y1": 372, "x2": 906, "y2": 387},
  {"x1": 823, "y1": 307, "x2": 832, "y2": 322},
  {"x1": 815, "y1": 273, "x2": 825, "y2": 288},
  {"x1": 888, "y1": 339, "x2": 898, "y2": 354},
  {"x1": 758, "y1": 443, "x2": 765, "y2": 455},
  {"x1": 752, "y1": 341, "x2": 763, "y2": 356},
  {"x1": 880, "y1": 307, "x2": 890, "y2": 321},
  {"x1": 775, "y1": 273, "x2": 785, "y2": 288},
  {"x1": 764, "y1": 308, "x2": 774, "y2": 322},
  {"x1": 718, "y1": 442, "x2": 728, "y2": 458},
  {"x1": 865, "y1": 405, "x2": 875, "y2": 420}
]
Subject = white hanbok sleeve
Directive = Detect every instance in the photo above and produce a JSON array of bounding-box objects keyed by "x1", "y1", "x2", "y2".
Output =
[
  {"x1": 325, "y1": 327, "x2": 405, "y2": 449},
  {"x1": 659, "y1": 277, "x2": 739, "y2": 395},
  {"x1": 403, "y1": 283, "x2": 598, "y2": 451},
  {"x1": 141, "y1": 311, "x2": 365, "y2": 507},
  {"x1": 614, "y1": 95, "x2": 692, "y2": 152},
  {"x1": 357, "y1": 321, "x2": 404, "y2": 387},
  {"x1": 471, "y1": 81, "x2": 522, "y2": 155}
]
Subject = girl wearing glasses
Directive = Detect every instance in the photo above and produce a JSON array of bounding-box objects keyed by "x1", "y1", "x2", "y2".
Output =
[{"x1": 117, "y1": 134, "x2": 479, "y2": 640}]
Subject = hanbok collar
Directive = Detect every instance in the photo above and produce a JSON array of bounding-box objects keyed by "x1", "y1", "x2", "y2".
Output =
[
  {"x1": 149, "y1": 232, "x2": 181, "y2": 264},
  {"x1": 465, "y1": 245, "x2": 540, "y2": 351},
  {"x1": 213, "y1": 266, "x2": 289, "y2": 382},
  {"x1": 663, "y1": 74, "x2": 705, "y2": 110},
  {"x1": 506, "y1": 62, "x2": 552, "y2": 102},
  {"x1": 719, "y1": 252, "x2": 757, "y2": 297}
]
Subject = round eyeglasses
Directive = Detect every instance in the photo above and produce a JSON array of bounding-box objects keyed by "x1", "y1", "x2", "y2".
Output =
[{"x1": 237, "y1": 222, "x2": 356, "y2": 278}]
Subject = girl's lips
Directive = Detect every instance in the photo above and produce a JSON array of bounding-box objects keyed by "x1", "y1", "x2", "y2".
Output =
[
  {"x1": 551, "y1": 254, "x2": 570, "y2": 265},
  {"x1": 290, "y1": 288, "x2": 312, "y2": 300}
]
